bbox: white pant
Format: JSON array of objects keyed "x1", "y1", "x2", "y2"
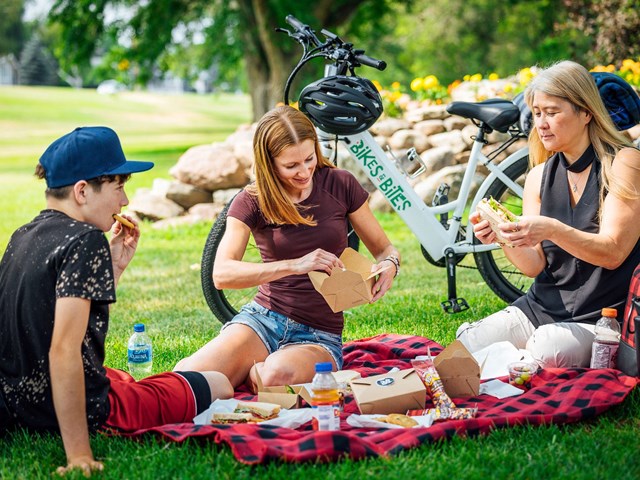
[{"x1": 456, "y1": 306, "x2": 596, "y2": 368}]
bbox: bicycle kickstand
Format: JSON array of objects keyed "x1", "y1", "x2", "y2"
[{"x1": 440, "y1": 248, "x2": 470, "y2": 314}]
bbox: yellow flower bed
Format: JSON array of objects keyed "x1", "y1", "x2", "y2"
[{"x1": 375, "y1": 58, "x2": 640, "y2": 118}]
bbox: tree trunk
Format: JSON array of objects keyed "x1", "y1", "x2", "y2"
[{"x1": 239, "y1": 0, "x2": 370, "y2": 121}]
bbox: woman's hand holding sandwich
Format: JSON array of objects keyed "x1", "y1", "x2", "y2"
[{"x1": 471, "y1": 209, "x2": 548, "y2": 278}]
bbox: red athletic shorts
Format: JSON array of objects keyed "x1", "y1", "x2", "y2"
[{"x1": 104, "y1": 367, "x2": 210, "y2": 432}]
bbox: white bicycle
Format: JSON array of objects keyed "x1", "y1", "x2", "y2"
[{"x1": 201, "y1": 15, "x2": 532, "y2": 322}]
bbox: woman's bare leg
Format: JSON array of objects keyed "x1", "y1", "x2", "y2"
[{"x1": 174, "y1": 324, "x2": 269, "y2": 388}]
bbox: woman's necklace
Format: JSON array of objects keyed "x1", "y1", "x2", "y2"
[
  {"x1": 563, "y1": 145, "x2": 595, "y2": 194},
  {"x1": 567, "y1": 169, "x2": 587, "y2": 193}
]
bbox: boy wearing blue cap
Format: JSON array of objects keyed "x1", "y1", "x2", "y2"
[{"x1": 0, "y1": 127, "x2": 233, "y2": 476}]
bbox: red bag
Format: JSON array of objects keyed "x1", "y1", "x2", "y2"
[{"x1": 619, "y1": 264, "x2": 640, "y2": 377}]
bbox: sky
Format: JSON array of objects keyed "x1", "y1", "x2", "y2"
[{"x1": 23, "y1": 0, "x2": 53, "y2": 21}]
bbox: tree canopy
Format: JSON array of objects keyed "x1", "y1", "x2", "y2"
[
  {"x1": 0, "y1": 0, "x2": 25, "y2": 57},
  {"x1": 49, "y1": 0, "x2": 402, "y2": 120},
  {"x1": 44, "y1": 1, "x2": 640, "y2": 120}
]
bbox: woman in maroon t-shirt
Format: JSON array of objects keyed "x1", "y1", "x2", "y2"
[{"x1": 176, "y1": 106, "x2": 400, "y2": 390}]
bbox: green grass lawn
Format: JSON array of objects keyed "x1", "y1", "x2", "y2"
[{"x1": 1, "y1": 86, "x2": 639, "y2": 479}]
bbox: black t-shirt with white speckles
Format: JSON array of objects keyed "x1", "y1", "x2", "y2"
[{"x1": 0, "y1": 209, "x2": 115, "y2": 431}]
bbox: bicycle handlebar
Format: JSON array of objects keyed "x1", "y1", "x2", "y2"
[
  {"x1": 283, "y1": 15, "x2": 386, "y2": 71},
  {"x1": 355, "y1": 53, "x2": 387, "y2": 71},
  {"x1": 285, "y1": 15, "x2": 322, "y2": 47},
  {"x1": 281, "y1": 15, "x2": 387, "y2": 105}
]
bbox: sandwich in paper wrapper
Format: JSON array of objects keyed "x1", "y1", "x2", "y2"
[
  {"x1": 476, "y1": 197, "x2": 519, "y2": 247},
  {"x1": 194, "y1": 399, "x2": 313, "y2": 429}
]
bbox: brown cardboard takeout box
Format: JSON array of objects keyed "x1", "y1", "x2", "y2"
[
  {"x1": 349, "y1": 368, "x2": 426, "y2": 415},
  {"x1": 254, "y1": 369, "x2": 313, "y2": 409},
  {"x1": 308, "y1": 247, "x2": 391, "y2": 313},
  {"x1": 433, "y1": 340, "x2": 481, "y2": 397}
]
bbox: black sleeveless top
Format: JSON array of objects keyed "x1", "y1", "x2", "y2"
[{"x1": 513, "y1": 145, "x2": 640, "y2": 327}]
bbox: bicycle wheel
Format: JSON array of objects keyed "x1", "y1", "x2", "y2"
[
  {"x1": 201, "y1": 196, "x2": 260, "y2": 324},
  {"x1": 201, "y1": 196, "x2": 361, "y2": 324},
  {"x1": 474, "y1": 154, "x2": 534, "y2": 303}
]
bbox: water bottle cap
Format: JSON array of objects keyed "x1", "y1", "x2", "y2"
[
  {"x1": 315, "y1": 362, "x2": 333, "y2": 373},
  {"x1": 133, "y1": 323, "x2": 145, "y2": 332},
  {"x1": 601, "y1": 308, "x2": 617, "y2": 318}
]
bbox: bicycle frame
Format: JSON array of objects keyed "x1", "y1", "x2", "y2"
[{"x1": 325, "y1": 129, "x2": 529, "y2": 262}]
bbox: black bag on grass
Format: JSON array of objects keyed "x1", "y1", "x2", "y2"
[{"x1": 619, "y1": 263, "x2": 640, "y2": 377}]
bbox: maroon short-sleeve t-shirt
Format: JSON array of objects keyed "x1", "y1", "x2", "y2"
[{"x1": 228, "y1": 167, "x2": 369, "y2": 334}]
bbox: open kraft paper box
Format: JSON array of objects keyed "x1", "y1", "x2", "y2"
[
  {"x1": 308, "y1": 247, "x2": 391, "y2": 313},
  {"x1": 254, "y1": 369, "x2": 361, "y2": 409},
  {"x1": 433, "y1": 340, "x2": 481, "y2": 397},
  {"x1": 255, "y1": 369, "x2": 313, "y2": 409},
  {"x1": 349, "y1": 368, "x2": 426, "y2": 415}
]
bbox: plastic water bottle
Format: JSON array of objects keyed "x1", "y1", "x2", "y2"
[
  {"x1": 127, "y1": 323, "x2": 153, "y2": 380},
  {"x1": 310, "y1": 362, "x2": 340, "y2": 431},
  {"x1": 590, "y1": 308, "x2": 621, "y2": 369}
]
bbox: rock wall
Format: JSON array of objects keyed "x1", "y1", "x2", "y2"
[{"x1": 127, "y1": 104, "x2": 640, "y2": 229}]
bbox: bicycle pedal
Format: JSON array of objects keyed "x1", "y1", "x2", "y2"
[
  {"x1": 432, "y1": 183, "x2": 450, "y2": 206},
  {"x1": 440, "y1": 298, "x2": 470, "y2": 314}
]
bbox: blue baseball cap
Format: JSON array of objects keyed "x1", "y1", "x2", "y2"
[{"x1": 39, "y1": 126, "x2": 154, "y2": 188}]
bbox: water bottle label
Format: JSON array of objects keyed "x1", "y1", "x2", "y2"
[{"x1": 128, "y1": 347, "x2": 152, "y2": 363}]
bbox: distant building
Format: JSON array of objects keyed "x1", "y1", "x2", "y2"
[{"x1": 0, "y1": 55, "x2": 19, "y2": 85}]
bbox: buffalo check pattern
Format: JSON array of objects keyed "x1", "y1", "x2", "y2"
[{"x1": 115, "y1": 334, "x2": 638, "y2": 464}]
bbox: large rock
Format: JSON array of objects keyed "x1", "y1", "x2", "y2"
[
  {"x1": 404, "y1": 104, "x2": 449, "y2": 123},
  {"x1": 166, "y1": 181, "x2": 213, "y2": 209},
  {"x1": 388, "y1": 129, "x2": 431, "y2": 152},
  {"x1": 170, "y1": 143, "x2": 249, "y2": 191},
  {"x1": 444, "y1": 116, "x2": 469, "y2": 132},
  {"x1": 226, "y1": 124, "x2": 256, "y2": 179},
  {"x1": 413, "y1": 119, "x2": 446, "y2": 137},
  {"x1": 413, "y1": 164, "x2": 485, "y2": 204},
  {"x1": 213, "y1": 187, "x2": 243, "y2": 206},
  {"x1": 128, "y1": 188, "x2": 185, "y2": 221},
  {"x1": 370, "y1": 117, "x2": 411, "y2": 137},
  {"x1": 428, "y1": 130, "x2": 466, "y2": 153},
  {"x1": 418, "y1": 146, "x2": 456, "y2": 175}
]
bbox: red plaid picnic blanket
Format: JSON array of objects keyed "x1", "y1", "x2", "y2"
[{"x1": 118, "y1": 334, "x2": 638, "y2": 464}]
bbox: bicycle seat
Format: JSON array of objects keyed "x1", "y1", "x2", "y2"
[{"x1": 446, "y1": 99, "x2": 520, "y2": 133}]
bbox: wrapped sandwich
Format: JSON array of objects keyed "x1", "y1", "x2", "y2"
[
  {"x1": 476, "y1": 197, "x2": 519, "y2": 247},
  {"x1": 210, "y1": 401, "x2": 281, "y2": 424}
]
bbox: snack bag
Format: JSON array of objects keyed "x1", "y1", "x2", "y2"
[
  {"x1": 411, "y1": 355, "x2": 478, "y2": 421},
  {"x1": 425, "y1": 407, "x2": 478, "y2": 421},
  {"x1": 411, "y1": 357, "x2": 457, "y2": 411}
]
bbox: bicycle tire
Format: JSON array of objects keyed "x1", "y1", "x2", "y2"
[
  {"x1": 474, "y1": 154, "x2": 534, "y2": 303},
  {"x1": 201, "y1": 196, "x2": 251, "y2": 324},
  {"x1": 201, "y1": 196, "x2": 361, "y2": 324}
]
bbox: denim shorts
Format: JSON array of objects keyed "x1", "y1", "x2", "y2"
[{"x1": 222, "y1": 301, "x2": 343, "y2": 369}]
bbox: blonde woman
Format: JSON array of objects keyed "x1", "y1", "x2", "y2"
[
  {"x1": 458, "y1": 60, "x2": 640, "y2": 368},
  {"x1": 176, "y1": 105, "x2": 399, "y2": 389}
]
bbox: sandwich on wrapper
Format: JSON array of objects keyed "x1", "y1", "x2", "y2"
[{"x1": 210, "y1": 401, "x2": 281, "y2": 424}]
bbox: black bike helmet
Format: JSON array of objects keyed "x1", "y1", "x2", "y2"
[{"x1": 298, "y1": 75, "x2": 383, "y2": 135}]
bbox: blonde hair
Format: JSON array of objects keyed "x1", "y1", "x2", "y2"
[
  {"x1": 247, "y1": 105, "x2": 335, "y2": 226},
  {"x1": 524, "y1": 60, "x2": 636, "y2": 204}
]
